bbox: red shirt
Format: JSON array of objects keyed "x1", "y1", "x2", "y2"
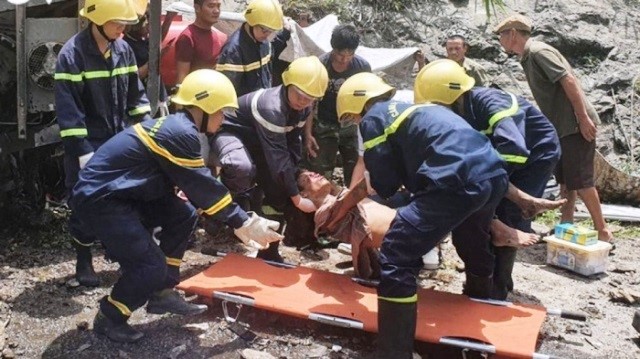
[{"x1": 175, "y1": 24, "x2": 225, "y2": 71}]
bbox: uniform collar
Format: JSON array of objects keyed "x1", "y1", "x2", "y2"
[{"x1": 81, "y1": 26, "x2": 125, "y2": 60}]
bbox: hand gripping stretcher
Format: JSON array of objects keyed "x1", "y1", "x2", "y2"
[{"x1": 177, "y1": 253, "x2": 586, "y2": 359}]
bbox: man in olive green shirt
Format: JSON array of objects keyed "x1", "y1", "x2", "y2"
[
  {"x1": 444, "y1": 34, "x2": 490, "y2": 86},
  {"x1": 494, "y1": 14, "x2": 613, "y2": 242}
]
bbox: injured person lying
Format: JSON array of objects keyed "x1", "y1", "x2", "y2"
[{"x1": 295, "y1": 169, "x2": 564, "y2": 280}]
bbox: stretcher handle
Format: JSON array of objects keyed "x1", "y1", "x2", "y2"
[
  {"x1": 439, "y1": 337, "x2": 496, "y2": 354},
  {"x1": 211, "y1": 250, "x2": 297, "y2": 268},
  {"x1": 441, "y1": 338, "x2": 558, "y2": 359},
  {"x1": 471, "y1": 298, "x2": 588, "y2": 322},
  {"x1": 308, "y1": 313, "x2": 364, "y2": 330},
  {"x1": 547, "y1": 308, "x2": 587, "y2": 322},
  {"x1": 213, "y1": 291, "x2": 256, "y2": 306}
]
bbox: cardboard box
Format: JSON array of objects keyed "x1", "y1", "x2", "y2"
[
  {"x1": 543, "y1": 236, "x2": 612, "y2": 276},
  {"x1": 554, "y1": 223, "x2": 598, "y2": 246}
]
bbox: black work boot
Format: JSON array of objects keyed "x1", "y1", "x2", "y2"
[
  {"x1": 377, "y1": 299, "x2": 417, "y2": 358},
  {"x1": 146, "y1": 289, "x2": 208, "y2": 316},
  {"x1": 493, "y1": 246, "x2": 517, "y2": 300},
  {"x1": 74, "y1": 243, "x2": 99, "y2": 287},
  {"x1": 93, "y1": 310, "x2": 144, "y2": 343},
  {"x1": 462, "y1": 272, "x2": 494, "y2": 299},
  {"x1": 256, "y1": 241, "x2": 284, "y2": 263}
]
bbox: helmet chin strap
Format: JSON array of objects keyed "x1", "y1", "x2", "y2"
[
  {"x1": 96, "y1": 24, "x2": 116, "y2": 42},
  {"x1": 200, "y1": 111, "x2": 210, "y2": 134}
]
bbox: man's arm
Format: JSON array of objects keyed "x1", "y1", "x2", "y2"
[
  {"x1": 303, "y1": 110, "x2": 318, "y2": 158},
  {"x1": 559, "y1": 73, "x2": 597, "y2": 142},
  {"x1": 175, "y1": 60, "x2": 191, "y2": 85},
  {"x1": 323, "y1": 178, "x2": 369, "y2": 232}
]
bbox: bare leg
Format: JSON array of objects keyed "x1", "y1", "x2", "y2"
[
  {"x1": 559, "y1": 185, "x2": 577, "y2": 223},
  {"x1": 491, "y1": 219, "x2": 539, "y2": 247},
  {"x1": 505, "y1": 182, "x2": 567, "y2": 219},
  {"x1": 577, "y1": 186, "x2": 613, "y2": 242}
]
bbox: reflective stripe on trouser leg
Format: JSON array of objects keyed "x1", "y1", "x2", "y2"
[
  {"x1": 138, "y1": 195, "x2": 198, "y2": 289},
  {"x1": 81, "y1": 201, "x2": 169, "y2": 315}
]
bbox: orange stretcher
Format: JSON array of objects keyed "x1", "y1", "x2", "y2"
[{"x1": 178, "y1": 253, "x2": 583, "y2": 359}]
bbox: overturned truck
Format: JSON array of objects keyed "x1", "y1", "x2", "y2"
[
  {"x1": 0, "y1": 0, "x2": 77, "y2": 222},
  {"x1": 0, "y1": 0, "x2": 164, "y2": 223}
]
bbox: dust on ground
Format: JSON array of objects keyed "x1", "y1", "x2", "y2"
[{"x1": 0, "y1": 206, "x2": 639, "y2": 359}]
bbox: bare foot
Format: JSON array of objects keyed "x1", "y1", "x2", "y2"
[
  {"x1": 520, "y1": 197, "x2": 567, "y2": 219},
  {"x1": 598, "y1": 228, "x2": 614, "y2": 243},
  {"x1": 491, "y1": 220, "x2": 539, "y2": 247}
]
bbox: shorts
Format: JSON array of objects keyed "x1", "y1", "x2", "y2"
[{"x1": 555, "y1": 133, "x2": 595, "y2": 191}]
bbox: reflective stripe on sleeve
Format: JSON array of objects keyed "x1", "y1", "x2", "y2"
[
  {"x1": 216, "y1": 54, "x2": 271, "y2": 73},
  {"x1": 60, "y1": 128, "x2": 88, "y2": 138},
  {"x1": 203, "y1": 193, "x2": 232, "y2": 216},
  {"x1": 481, "y1": 93, "x2": 519, "y2": 135},
  {"x1": 363, "y1": 104, "x2": 435, "y2": 151},
  {"x1": 54, "y1": 65, "x2": 138, "y2": 82},
  {"x1": 129, "y1": 104, "x2": 151, "y2": 116},
  {"x1": 500, "y1": 154, "x2": 528, "y2": 164}
]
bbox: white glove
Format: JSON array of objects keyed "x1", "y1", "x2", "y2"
[
  {"x1": 234, "y1": 212, "x2": 284, "y2": 249},
  {"x1": 78, "y1": 152, "x2": 94, "y2": 169},
  {"x1": 295, "y1": 197, "x2": 317, "y2": 213}
]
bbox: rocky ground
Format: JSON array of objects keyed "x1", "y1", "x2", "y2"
[{"x1": 0, "y1": 205, "x2": 638, "y2": 359}]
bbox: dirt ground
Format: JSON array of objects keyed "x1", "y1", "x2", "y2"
[{"x1": 0, "y1": 206, "x2": 639, "y2": 359}]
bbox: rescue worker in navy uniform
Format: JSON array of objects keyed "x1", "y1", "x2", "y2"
[
  {"x1": 216, "y1": 0, "x2": 290, "y2": 97},
  {"x1": 336, "y1": 73, "x2": 510, "y2": 358},
  {"x1": 71, "y1": 70, "x2": 284, "y2": 343},
  {"x1": 210, "y1": 56, "x2": 329, "y2": 262},
  {"x1": 54, "y1": 0, "x2": 152, "y2": 287},
  {"x1": 414, "y1": 59, "x2": 562, "y2": 299}
]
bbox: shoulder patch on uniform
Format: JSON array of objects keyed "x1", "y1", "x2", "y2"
[
  {"x1": 353, "y1": 90, "x2": 367, "y2": 96},
  {"x1": 448, "y1": 83, "x2": 462, "y2": 90},
  {"x1": 87, "y1": 4, "x2": 96, "y2": 12}
]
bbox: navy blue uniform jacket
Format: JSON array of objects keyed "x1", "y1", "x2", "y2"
[
  {"x1": 55, "y1": 27, "x2": 151, "y2": 158},
  {"x1": 71, "y1": 112, "x2": 248, "y2": 228},
  {"x1": 360, "y1": 101, "x2": 507, "y2": 199}
]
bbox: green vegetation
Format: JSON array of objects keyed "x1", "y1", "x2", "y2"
[{"x1": 536, "y1": 209, "x2": 560, "y2": 228}]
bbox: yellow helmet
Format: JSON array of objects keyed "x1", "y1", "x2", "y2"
[
  {"x1": 132, "y1": 0, "x2": 148, "y2": 16},
  {"x1": 282, "y1": 56, "x2": 329, "y2": 98},
  {"x1": 336, "y1": 73, "x2": 396, "y2": 122},
  {"x1": 244, "y1": 0, "x2": 284, "y2": 31},
  {"x1": 172, "y1": 70, "x2": 239, "y2": 115},
  {"x1": 79, "y1": 0, "x2": 139, "y2": 26},
  {"x1": 414, "y1": 59, "x2": 475, "y2": 105}
]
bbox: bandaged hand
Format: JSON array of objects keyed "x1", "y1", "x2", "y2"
[
  {"x1": 292, "y1": 195, "x2": 317, "y2": 213},
  {"x1": 78, "y1": 152, "x2": 94, "y2": 169},
  {"x1": 234, "y1": 212, "x2": 284, "y2": 249}
]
